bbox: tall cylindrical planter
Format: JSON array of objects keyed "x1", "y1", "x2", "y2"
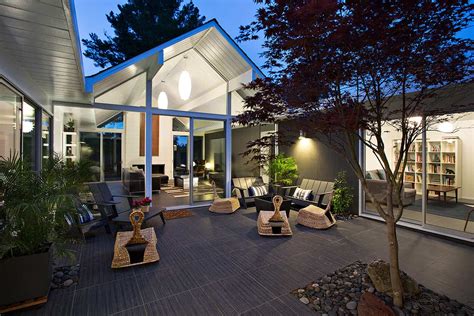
[{"x1": 0, "y1": 246, "x2": 52, "y2": 307}]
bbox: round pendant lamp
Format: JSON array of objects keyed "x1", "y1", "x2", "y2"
[
  {"x1": 178, "y1": 70, "x2": 192, "y2": 100},
  {"x1": 158, "y1": 91, "x2": 168, "y2": 109}
]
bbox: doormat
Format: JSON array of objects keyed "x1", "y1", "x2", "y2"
[{"x1": 163, "y1": 209, "x2": 194, "y2": 220}]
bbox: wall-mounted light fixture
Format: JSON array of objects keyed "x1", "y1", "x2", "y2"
[{"x1": 298, "y1": 130, "x2": 306, "y2": 140}]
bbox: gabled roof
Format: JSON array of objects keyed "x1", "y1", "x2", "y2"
[
  {"x1": 85, "y1": 19, "x2": 264, "y2": 96},
  {"x1": 0, "y1": 0, "x2": 86, "y2": 107}
]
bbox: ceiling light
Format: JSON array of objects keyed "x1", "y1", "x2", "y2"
[
  {"x1": 178, "y1": 70, "x2": 192, "y2": 100},
  {"x1": 23, "y1": 120, "x2": 34, "y2": 133},
  {"x1": 438, "y1": 122, "x2": 454, "y2": 133},
  {"x1": 299, "y1": 130, "x2": 306, "y2": 140},
  {"x1": 158, "y1": 91, "x2": 168, "y2": 109}
]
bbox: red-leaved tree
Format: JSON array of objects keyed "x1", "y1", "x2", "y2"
[{"x1": 237, "y1": 0, "x2": 473, "y2": 307}]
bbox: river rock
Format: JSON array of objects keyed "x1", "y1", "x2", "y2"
[
  {"x1": 367, "y1": 260, "x2": 420, "y2": 297},
  {"x1": 357, "y1": 292, "x2": 395, "y2": 316}
]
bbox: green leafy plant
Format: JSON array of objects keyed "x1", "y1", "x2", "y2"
[
  {"x1": 0, "y1": 154, "x2": 92, "y2": 259},
  {"x1": 332, "y1": 171, "x2": 354, "y2": 215},
  {"x1": 266, "y1": 154, "x2": 298, "y2": 186}
]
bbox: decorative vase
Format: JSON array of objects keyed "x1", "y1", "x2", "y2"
[{"x1": 141, "y1": 205, "x2": 150, "y2": 213}]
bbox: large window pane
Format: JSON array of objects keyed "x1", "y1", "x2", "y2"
[
  {"x1": 425, "y1": 113, "x2": 474, "y2": 235},
  {"x1": 0, "y1": 83, "x2": 21, "y2": 158},
  {"x1": 193, "y1": 119, "x2": 225, "y2": 203},
  {"x1": 42, "y1": 113, "x2": 51, "y2": 164},
  {"x1": 22, "y1": 102, "x2": 36, "y2": 169},
  {"x1": 364, "y1": 124, "x2": 422, "y2": 225}
]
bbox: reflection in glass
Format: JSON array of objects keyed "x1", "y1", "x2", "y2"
[
  {"x1": 80, "y1": 132, "x2": 101, "y2": 181},
  {"x1": 0, "y1": 83, "x2": 21, "y2": 158},
  {"x1": 22, "y1": 102, "x2": 36, "y2": 169}
]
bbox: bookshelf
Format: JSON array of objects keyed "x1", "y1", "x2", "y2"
[
  {"x1": 393, "y1": 137, "x2": 461, "y2": 196},
  {"x1": 63, "y1": 132, "x2": 78, "y2": 163}
]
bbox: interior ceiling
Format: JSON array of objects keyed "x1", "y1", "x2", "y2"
[{"x1": 0, "y1": 0, "x2": 87, "y2": 103}]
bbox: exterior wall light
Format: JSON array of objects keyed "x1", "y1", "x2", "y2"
[
  {"x1": 299, "y1": 130, "x2": 306, "y2": 140},
  {"x1": 158, "y1": 91, "x2": 168, "y2": 109}
]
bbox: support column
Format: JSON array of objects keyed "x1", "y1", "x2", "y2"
[
  {"x1": 145, "y1": 79, "x2": 153, "y2": 198},
  {"x1": 189, "y1": 119, "x2": 194, "y2": 204},
  {"x1": 421, "y1": 115, "x2": 427, "y2": 226},
  {"x1": 225, "y1": 90, "x2": 232, "y2": 198}
]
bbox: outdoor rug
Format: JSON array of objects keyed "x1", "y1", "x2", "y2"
[{"x1": 162, "y1": 209, "x2": 194, "y2": 220}]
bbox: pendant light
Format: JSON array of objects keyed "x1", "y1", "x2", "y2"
[
  {"x1": 178, "y1": 56, "x2": 192, "y2": 100},
  {"x1": 157, "y1": 80, "x2": 168, "y2": 109}
]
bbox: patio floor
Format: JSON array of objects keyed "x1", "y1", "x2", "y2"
[{"x1": 15, "y1": 206, "x2": 474, "y2": 315}]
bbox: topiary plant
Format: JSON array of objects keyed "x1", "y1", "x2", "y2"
[
  {"x1": 266, "y1": 154, "x2": 299, "y2": 186},
  {"x1": 332, "y1": 171, "x2": 354, "y2": 216}
]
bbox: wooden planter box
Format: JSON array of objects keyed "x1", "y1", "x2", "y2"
[{"x1": 0, "y1": 246, "x2": 52, "y2": 307}]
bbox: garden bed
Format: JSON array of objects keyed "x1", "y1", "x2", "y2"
[{"x1": 291, "y1": 261, "x2": 473, "y2": 315}]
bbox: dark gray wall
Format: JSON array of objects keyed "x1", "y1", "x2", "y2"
[{"x1": 279, "y1": 123, "x2": 359, "y2": 213}]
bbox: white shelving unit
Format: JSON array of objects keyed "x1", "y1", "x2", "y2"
[
  {"x1": 63, "y1": 131, "x2": 78, "y2": 162},
  {"x1": 393, "y1": 137, "x2": 461, "y2": 197}
]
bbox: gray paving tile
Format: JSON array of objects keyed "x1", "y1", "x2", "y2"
[
  {"x1": 215, "y1": 273, "x2": 274, "y2": 313},
  {"x1": 72, "y1": 277, "x2": 142, "y2": 316},
  {"x1": 111, "y1": 305, "x2": 146, "y2": 316},
  {"x1": 135, "y1": 265, "x2": 200, "y2": 302},
  {"x1": 247, "y1": 262, "x2": 308, "y2": 296}
]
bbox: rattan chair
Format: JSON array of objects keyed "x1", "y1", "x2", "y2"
[{"x1": 296, "y1": 193, "x2": 336, "y2": 229}]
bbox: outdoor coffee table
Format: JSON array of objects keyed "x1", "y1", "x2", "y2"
[
  {"x1": 257, "y1": 210, "x2": 293, "y2": 236},
  {"x1": 111, "y1": 227, "x2": 159, "y2": 268},
  {"x1": 426, "y1": 185, "x2": 460, "y2": 203},
  {"x1": 255, "y1": 196, "x2": 292, "y2": 217},
  {"x1": 112, "y1": 207, "x2": 166, "y2": 231}
]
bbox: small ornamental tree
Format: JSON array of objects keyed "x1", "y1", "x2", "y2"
[{"x1": 237, "y1": 1, "x2": 473, "y2": 307}]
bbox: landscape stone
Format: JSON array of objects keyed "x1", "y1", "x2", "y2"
[
  {"x1": 63, "y1": 279, "x2": 73, "y2": 287},
  {"x1": 346, "y1": 301, "x2": 357, "y2": 310},
  {"x1": 357, "y1": 292, "x2": 395, "y2": 316},
  {"x1": 367, "y1": 259, "x2": 420, "y2": 297},
  {"x1": 300, "y1": 297, "x2": 310, "y2": 304}
]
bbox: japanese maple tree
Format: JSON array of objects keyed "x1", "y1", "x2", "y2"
[{"x1": 237, "y1": 0, "x2": 473, "y2": 307}]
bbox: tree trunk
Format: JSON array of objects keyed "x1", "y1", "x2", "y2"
[{"x1": 386, "y1": 217, "x2": 404, "y2": 307}]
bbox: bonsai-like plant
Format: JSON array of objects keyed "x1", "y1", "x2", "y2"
[
  {"x1": 0, "y1": 154, "x2": 92, "y2": 259},
  {"x1": 332, "y1": 171, "x2": 354, "y2": 216},
  {"x1": 266, "y1": 154, "x2": 298, "y2": 186},
  {"x1": 64, "y1": 118, "x2": 75, "y2": 132}
]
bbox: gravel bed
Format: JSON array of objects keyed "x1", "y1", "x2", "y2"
[
  {"x1": 292, "y1": 261, "x2": 473, "y2": 316},
  {"x1": 51, "y1": 264, "x2": 80, "y2": 290}
]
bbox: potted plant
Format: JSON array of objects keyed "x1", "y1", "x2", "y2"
[
  {"x1": 0, "y1": 154, "x2": 90, "y2": 307},
  {"x1": 132, "y1": 197, "x2": 152, "y2": 213},
  {"x1": 266, "y1": 154, "x2": 299, "y2": 195},
  {"x1": 64, "y1": 118, "x2": 75, "y2": 132},
  {"x1": 332, "y1": 171, "x2": 354, "y2": 219}
]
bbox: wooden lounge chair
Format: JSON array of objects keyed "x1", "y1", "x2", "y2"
[
  {"x1": 88, "y1": 182, "x2": 138, "y2": 218},
  {"x1": 296, "y1": 193, "x2": 336, "y2": 229}
]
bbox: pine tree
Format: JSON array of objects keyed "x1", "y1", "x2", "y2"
[{"x1": 82, "y1": 0, "x2": 205, "y2": 68}]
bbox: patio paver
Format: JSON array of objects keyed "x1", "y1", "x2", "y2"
[{"x1": 13, "y1": 206, "x2": 474, "y2": 315}]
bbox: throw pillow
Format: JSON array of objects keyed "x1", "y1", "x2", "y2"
[
  {"x1": 293, "y1": 187, "x2": 312, "y2": 200},
  {"x1": 249, "y1": 185, "x2": 268, "y2": 197},
  {"x1": 77, "y1": 204, "x2": 95, "y2": 224}
]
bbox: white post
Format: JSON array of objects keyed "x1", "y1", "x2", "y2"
[
  {"x1": 225, "y1": 90, "x2": 232, "y2": 198},
  {"x1": 145, "y1": 79, "x2": 153, "y2": 198},
  {"x1": 189, "y1": 118, "x2": 194, "y2": 204},
  {"x1": 421, "y1": 115, "x2": 427, "y2": 226}
]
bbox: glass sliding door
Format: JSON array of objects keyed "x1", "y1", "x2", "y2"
[
  {"x1": 80, "y1": 132, "x2": 101, "y2": 181},
  {"x1": 192, "y1": 119, "x2": 225, "y2": 203},
  {"x1": 41, "y1": 113, "x2": 51, "y2": 164},
  {"x1": 102, "y1": 132, "x2": 122, "y2": 181},
  {"x1": 424, "y1": 113, "x2": 474, "y2": 236},
  {"x1": 22, "y1": 102, "x2": 36, "y2": 169},
  {"x1": 0, "y1": 83, "x2": 21, "y2": 158}
]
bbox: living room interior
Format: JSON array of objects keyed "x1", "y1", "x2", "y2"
[{"x1": 364, "y1": 111, "x2": 474, "y2": 235}]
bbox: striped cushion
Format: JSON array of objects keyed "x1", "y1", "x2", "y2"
[
  {"x1": 293, "y1": 188, "x2": 312, "y2": 200},
  {"x1": 249, "y1": 185, "x2": 268, "y2": 197},
  {"x1": 77, "y1": 204, "x2": 95, "y2": 224}
]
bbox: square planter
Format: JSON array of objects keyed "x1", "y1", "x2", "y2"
[{"x1": 0, "y1": 246, "x2": 52, "y2": 307}]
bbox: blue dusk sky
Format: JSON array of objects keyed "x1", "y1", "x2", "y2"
[
  {"x1": 74, "y1": 0, "x2": 473, "y2": 76},
  {"x1": 74, "y1": 0, "x2": 265, "y2": 76}
]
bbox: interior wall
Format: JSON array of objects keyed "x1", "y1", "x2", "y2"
[{"x1": 124, "y1": 113, "x2": 173, "y2": 178}]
